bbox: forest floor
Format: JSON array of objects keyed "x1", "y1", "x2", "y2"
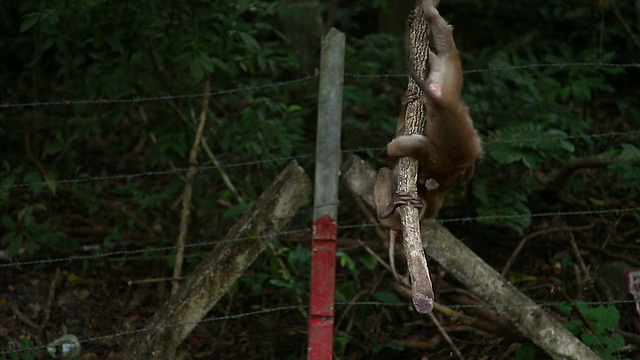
[{"x1": 1, "y1": 218, "x2": 640, "y2": 360}]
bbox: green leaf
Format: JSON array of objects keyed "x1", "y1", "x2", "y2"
[
  {"x1": 20, "y1": 14, "x2": 40, "y2": 33},
  {"x1": 268, "y1": 278, "x2": 290, "y2": 288},
  {"x1": 1, "y1": 215, "x2": 15, "y2": 229},
  {"x1": 372, "y1": 342, "x2": 404, "y2": 355},
  {"x1": 515, "y1": 343, "x2": 536, "y2": 360},
  {"x1": 587, "y1": 305, "x2": 619, "y2": 331},
  {"x1": 189, "y1": 60, "x2": 204, "y2": 82},
  {"x1": 8, "y1": 233, "x2": 24, "y2": 256},
  {"x1": 563, "y1": 319, "x2": 583, "y2": 335},
  {"x1": 610, "y1": 333, "x2": 625, "y2": 350},
  {"x1": 239, "y1": 32, "x2": 261, "y2": 52},
  {"x1": 357, "y1": 253, "x2": 377, "y2": 271}
]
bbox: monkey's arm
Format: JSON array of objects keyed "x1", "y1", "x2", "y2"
[
  {"x1": 419, "y1": 0, "x2": 462, "y2": 106},
  {"x1": 387, "y1": 133, "x2": 432, "y2": 161}
]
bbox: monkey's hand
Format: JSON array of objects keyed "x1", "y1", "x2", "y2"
[
  {"x1": 422, "y1": 0, "x2": 440, "y2": 17},
  {"x1": 401, "y1": 90, "x2": 420, "y2": 106}
]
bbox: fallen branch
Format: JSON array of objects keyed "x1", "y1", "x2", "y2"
[
  {"x1": 341, "y1": 154, "x2": 600, "y2": 360},
  {"x1": 117, "y1": 160, "x2": 311, "y2": 360},
  {"x1": 172, "y1": 79, "x2": 211, "y2": 294}
]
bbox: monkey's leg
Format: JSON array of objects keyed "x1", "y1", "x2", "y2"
[
  {"x1": 420, "y1": 0, "x2": 462, "y2": 100},
  {"x1": 375, "y1": 168, "x2": 398, "y2": 226},
  {"x1": 375, "y1": 169, "x2": 403, "y2": 281}
]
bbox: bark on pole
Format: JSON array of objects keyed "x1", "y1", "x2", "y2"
[
  {"x1": 117, "y1": 161, "x2": 311, "y2": 360},
  {"x1": 399, "y1": 6, "x2": 434, "y2": 314},
  {"x1": 340, "y1": 155, "x2": 600, "y2": 360}
]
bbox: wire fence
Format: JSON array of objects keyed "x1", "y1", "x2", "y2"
[
  {"x1": 2, "y1": 62, "x2": 639, "y2": 356},
  {"x1": 1, "y1": 204, "x2": 638, "y2": 269},
  {"x1": 1, "y1": 61, "x2": 638, "y2": 191},
  {"x1": 1, "y1": 61, "x2": 638, "y2": 268},
  {"x1": 1, "y1": 128, "x2": 638, "y2": 191},
  {"x1": 1, "y1": 299, "x2": 637, "y2": 356},
  {"x1": 1, "y1": 62, "x2": 639, "y2": 110}
]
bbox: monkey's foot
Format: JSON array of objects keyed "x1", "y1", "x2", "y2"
[
  {"x1": 378, "y1": 191, "x2": 423, "y2": 219},
  {"x1": 391, "y1": 191, "x2": 423, "y2": 208},
  {"x1": 423, "y1": 178, "x2": 440, "y2": 191}
]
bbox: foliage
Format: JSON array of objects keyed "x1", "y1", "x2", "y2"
[
  {"x1": 1, "y1": 0, "x2": 639, "y2": 358},
  {"x1": 515, "y1": 342, "x2": 537, "y2": 360},
  {"x1": 1, "y1": 0, "x2": 635, "y2": 252},
  {"x1": 1, "y1": 0, "x2": 308, "y2": 256},
  {"x1": 3, "y1": 336, "x2": 47, "y2": 360},
  {"x1": 558, "y1": 301, "x2": 627, "y2": 359}
]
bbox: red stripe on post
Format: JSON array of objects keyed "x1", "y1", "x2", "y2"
[
  {"x1": 308, "y1": 215, "x2": 337, "y2": 359},
  {"x1": 308, "y1": 317, "x2": 334, "y2": 358}
]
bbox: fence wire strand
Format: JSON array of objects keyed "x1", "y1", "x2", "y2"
[
  {"x1": 1, "y1": 299, "x2": 637, "y2": 356},
  {"x1": 1, "y1": 205, "x2": 638, "y2": 268},
  {"x1": 0, "y1": 154, "x2": 312, "y2": 190},
  {"x1": 0, "y1": 76, "x2": 317, "y2": 109},
  {"x1": 2, "y1": 129, "x2": 639, "y2": 191},
  {"x1": 1, "y1": 62, "x2": 638, "y2": 110}
]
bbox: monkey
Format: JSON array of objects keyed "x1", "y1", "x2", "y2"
[
  {"x1": 374, "y1": 0, "x2": 481, "y2": 279},
  {"x1": 389, "y1": 0, "x2": 482, "y2": 219}
]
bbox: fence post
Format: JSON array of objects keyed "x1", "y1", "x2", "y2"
[{"x1": 308, "y1": 27, "x2": 345, "y2": 360}]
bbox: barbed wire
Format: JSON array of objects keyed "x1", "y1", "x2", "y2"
[
  {"x1": 345, "y1": 62, "x2": 640, "y2": 78},
  {"x1": 1, "y1": 205, "x2": 638, "y2": 268},
  {"x1": 1, "y1": 62, "x2": 638, "y2": 269},
  {"x1": 464, "y1": 62, "x2": 640, "y2": 74},
  {"x1": 2, "y1": 128, "x2": 639, "y2": 191},
  {"x1": 1, "y1": 299, "x2": 637, "y2": 356},
  {"x1": 486, "y1": 129, "x2": 640, "y2": 145},
  {"x1": 0, "y1": 76, "x2": 316, "y2": 109},
  {"x1": 0, "y1": 228, "x2": 312, "y2": 268},
  {"x1": 440, "y1": 206, "x2": 640, "y2": 224},
  {"x1": 1, "y1": 62, "x2": 638, "y2": 110},
  {"x1": 0, "y1": 154, "x2": 312, "y2": 190}
]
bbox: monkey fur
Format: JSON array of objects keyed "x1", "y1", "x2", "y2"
[{"x1": 374, "y1": 0, "x2": 481, "y2": 278}]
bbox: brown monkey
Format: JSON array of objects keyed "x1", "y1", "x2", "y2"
[
  {"x1": 375, "y1": 0, "x2": 481, "y2": 278},
  {"x1": 388, "y1": 0, "x2": 481, "y2": 219}
]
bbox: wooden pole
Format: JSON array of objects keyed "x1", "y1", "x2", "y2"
[{"x1": 308, "y1": 27, "x2": 344, "y2": 360}]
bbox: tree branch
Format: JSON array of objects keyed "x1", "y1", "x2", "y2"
[{"x1": 397, "y1": 5, "x2": 434, "y2": 314}]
